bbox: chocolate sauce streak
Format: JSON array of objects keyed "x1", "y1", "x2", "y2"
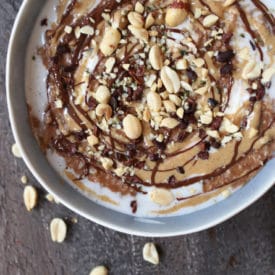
[
  {"x1": 251, "y1": 0, "x2": 275, "y2": 33},
  {"x1": 236, "y1": 2, "x2": 264, "y2": 61},
  {"x1": 35, "y1": 0, "x2": 275, "y2": 200}
]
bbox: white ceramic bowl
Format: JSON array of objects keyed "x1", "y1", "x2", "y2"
[{"x1": 6, "y1": 0, "x2": 275, "y2": 236}]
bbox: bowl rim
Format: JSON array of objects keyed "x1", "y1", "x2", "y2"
[{"x1": 6, "y1": 0, "x2": 275, "y2": 237}]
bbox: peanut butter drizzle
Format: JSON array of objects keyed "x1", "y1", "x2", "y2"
[
  {"x1": 154, "y1": 151, "x2": 271, "y2": 215},
  {"x1": 32, "y1": 0, "x2": 275, "y2": 209},
  {"x1": 65, "y1": 171, "x2": 119, "y2": 205},
  {"x1": 236, "y1": 3, "x2": 264, "y2": 61},
  {"x1": 152, "y1": 168, "x2": 257, "y2": 215},
  {"x1": 152, "y1": 183, "x2": 240, "y2": 215}
]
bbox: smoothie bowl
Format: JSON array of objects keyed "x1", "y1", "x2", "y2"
[{"x1": 7, "y1": 0, "x2": 275, "y2": 236}]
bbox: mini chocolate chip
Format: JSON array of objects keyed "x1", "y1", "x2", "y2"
[
  {"x1": 176, "y1": 167, "x2": 185, "y2": 174},
  {"x1": 87, "y1": 97, "x2": 97, "y2": 109},
  {"x1": 127, "y1": 86, "x2": 143, "y2": 101},
  {"x1": 170, "y1": 113, "x2": 178, "y2": 119},
  {"x1": 133, "y1": 86, "x2": 143, "y2": 101},
  {"x1": 265, "y1": 81, "x2": 271, "y2": 89},
  {"x1": 93, "y1": 125, "x2": 101, "y2": 136},
  {"x1": 64, "y1": 64, "x2": 77, "y2": 73},
  {"x1": 109, "y1": 96, "x2": 118, "y2": 111},
  {"x1": 126, "y1": 87, "x2": 133, "y2": 100},
  {"x1": 216, "y1": 50, "x2": 235, "y2": 63},
  {"x1": 208, "y1": 98, "x2": 219, "y2": 108},
  {"x1": 256, "y1": 84, "x2": 265, "y2": 101},
  {"x1": 124, "y1": 159, "x2": 135, "y2": 166},
  {"x1": 179, "y1": 119, "x2": 189, "y2": 129},
  {"x1": 168, "y1": 175, "x2": 176, "y2": 184},
  {"x1": 209, "y1": 138, "x2": 221, "y2": 149},
  {"x1": 186, "y1": 68, "x2": 198, "y2": 82},
  {"x1": 204, "y1": 141, "x2": 211, "y2": 151},
  {"x1": 56, "y1": 44, "x2": 71, "y2": 55},
  {"x1": 184, "y1": 98, "x2": 197, "y2": 114},
  {"x1": 199, "y1": 128, "x2": 206, "y2": 138},
  {"x1": 185, "y1": 114, "x2": 197, "y2": 124},
  {"x1": 180, "y1": 49, "x2": 187, "y2": 56},
  {"x1": 113, "y1": 87, "x2": 123, "y2": 97},
  {"x1": 198, "y1": 151, "x2": 209, "y2": 160},
  {"x1": 101, "y1": 147, "x2": 110, "y2": 157},
  {"x1": 249, "y1": 96, "x2": 257, "y2": 102},
  {"x1": 112, "y1": 162, "x2": 118, "y2": 169},
  {"x1": 149, "y1": 153, "x2": 159, "y2": 162},
  {"x1": 130, "y1": 200, "x2": 137, "y2": 214},
  {"x1": 74, "y1": 131, "x2": 87, "y2": 141},
  {"x1": 40, "y1": 18, "x2": 48, "y2": 26},
  {"x1": 115, "y1": 152, "x2": 127, "y2": 162},
  {"x1": 220, "y1": 63, "x2": 233, "y2": 75},
  {"x1": 240, "y1": 118, "x2": 248, "y2": 129},
  {"x1": 126, "y1": 149, "x2": 136, "y2": 158},
  {"x1": 154, "y1": 141, "x2": 166, "y2": 151},
  {"x1": 200, "y1": 141, "x2": 210, "y2": 151}
]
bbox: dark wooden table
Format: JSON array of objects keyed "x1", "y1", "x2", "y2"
[{"x1": 0, "y1": 1, "x2": 275, "y2": 274}]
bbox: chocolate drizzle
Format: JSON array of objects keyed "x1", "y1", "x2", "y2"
[
  {"x1": 251, "y1": 0, "x2": 275, "y2": 33},
  {"x1": 34, "y1": 0, "x2": 275, "y2": 201},
  {"x1": 236, "y1": 3, "x2": 264, "y2": 61}
]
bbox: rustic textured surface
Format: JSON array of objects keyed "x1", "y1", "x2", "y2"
[{"x1": 0, "y1": 1, "x2": 275, "y2": 274}]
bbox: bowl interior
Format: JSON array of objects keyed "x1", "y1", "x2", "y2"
[{"x1": 6, "y1": 0, "x2": 275, "y2": 237}]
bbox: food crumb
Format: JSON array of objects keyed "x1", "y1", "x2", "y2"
[
  {"x1": 20, "y1": 175, "x2": 28, "y2": 184},
  {"x1": 11, "y1": 143, "x2": 22, "y2": 158},
  {"x1": 143, "y1": 242, "x2": 159, "y2": 265},
  {"x1": 221, "y1": 189, "x2": 232, "y2": 198},
  {"x1": 89, "y1": 266, "x2": 108, "y2": 275},
  {"x1": 45, "y1": 193, "x2": 60, "y2": 204},
  {"x1": 71, "y1": 217, "x2": 78, "y2": 224},
  {"x1": 40, "y1": 18, "x2": 48, "y2": 26}
]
